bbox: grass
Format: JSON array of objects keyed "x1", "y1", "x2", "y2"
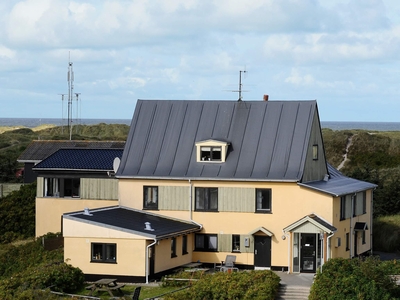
[{"x1": 373, "y1": 215, "x2": 400, "y2": 253}]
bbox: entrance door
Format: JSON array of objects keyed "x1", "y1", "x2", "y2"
[
  {"x1": 301, "y1": 233, "x2": 316, "y2": 273},
  {"x1": 254, "y1": 236, "x2": 271, "y2": 268}
]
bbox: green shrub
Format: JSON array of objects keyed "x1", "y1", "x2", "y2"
[
  {"x1": 164, "y1": 270, "x2": 280, "y2": 300},
  {"x1": 309, "y1": 257, "x2": 400, "y2": 300}
]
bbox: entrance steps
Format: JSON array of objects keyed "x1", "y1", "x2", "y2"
[{"x1": 275, "y1": 284, "x2": 310, "y2": 300}]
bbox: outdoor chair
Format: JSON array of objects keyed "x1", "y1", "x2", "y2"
[
  {"x1": 132, "y1": 286, "x2": 141, "y2": 300},
  {"x1": 216, "y1": 255, "x2": 236, "y2": 272}
]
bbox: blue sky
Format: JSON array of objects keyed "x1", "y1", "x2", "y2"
[{"x1": 1, "y1": 0, "x2": 400, "y2": 122}]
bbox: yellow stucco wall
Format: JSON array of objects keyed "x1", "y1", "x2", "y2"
[
  {"x1": 36, "y1": 197, "x2": 118, "y2": 237},
  {"x1": 119, "y1": 179, "x2": 336, "y2": 268}
]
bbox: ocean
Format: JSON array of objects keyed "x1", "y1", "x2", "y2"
[{"x1": 0, "y1": 118, "x2": 400, "y2": 131}]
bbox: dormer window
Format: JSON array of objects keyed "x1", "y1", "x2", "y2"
[
  {"x1": 200, "y1": 146, "x2": 221, "y2": 161},
  {"x1": 196, "y1": 140, "x2": 229, "y2": 163}
]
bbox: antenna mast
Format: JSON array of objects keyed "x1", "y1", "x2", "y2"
[
  {"x1": 67, "y1": 56, "x2": 74, "y2": 138},
  {"x1": 238, "y1": 70, "x2": 247, "y2": 101}
]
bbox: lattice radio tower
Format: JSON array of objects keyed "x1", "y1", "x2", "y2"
[{"x1": 59, "y1": 54, "x2": 81, "y2": 139}]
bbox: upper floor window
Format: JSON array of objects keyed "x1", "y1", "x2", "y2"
[
  {"x1": 340, "y1": 195, "x2": 352, "y2": 220},
  {"x1": 354, "y1": 191, "x2": 366, "y2": 216},
  {"x1": 255, "y1": 189, "x2": 271, "y2": 213},
  {"x1": 144, "y1": 186, "x2": 158, "y2": 210},
  {"x1": 195, "y1": 187, "x2": 218, "y2": 211},
  {"x1": 44, "y1": 177, "x2": 80, "y2": 198},
  {"x1": 91, "y1": 243, "x2": 116, "y2": 263},
  {"x1": 195, "y1": 140, "x2": 230, "y2": 163}
]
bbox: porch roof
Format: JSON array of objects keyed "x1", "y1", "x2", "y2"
[
  {"x1": 63, "y1": 206, "x2": 202, "y2": 239},
  {"x1": 283, "y1": 213, "x2": 337, "y2": 234}
]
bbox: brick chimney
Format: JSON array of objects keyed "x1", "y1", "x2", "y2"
[{"x1": 263, "y1": 94, "x2": 269, "y2": 101}]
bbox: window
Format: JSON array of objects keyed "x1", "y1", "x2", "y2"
[
  {"x1": 195, "y1": 187, "x2": 218, "y2": 211},
  {"x1": 340, "y1": 195, "x2": 352, "y2": 220},
  {"x1": 312, "y1": 144, "x2": 318, "y2": 160},
  {"x1": 144, "y1": 186, "x2": 158, "y2": 209},
  {"x1": 362, "y1": 231, "x2": 366, "y2": 245},
  {"x1": 232, "y1": 235, "x2": 240, "y2": 252},
  {"x1": 171, "y1": 237, "x2": 177, "y2": 258},
  {"x1": 354, "y1": 191, "x2": 366, "y2": 216},
  {"x1": 182, "y1": 235, "x2": 188, "y2": 255},
  {"x1": 44, "y1": 177, "x2": 80, "y2": 198},
  {"x1": 256, "y1": 189, "x2": 271, "y2": 213},
  {"x1": 345, "y1": 233, "x2": 350, "y2": 251},
  {"x1": 196, "y1": 140, "x2": 230, "y2": 163},
  {"x1": 200, "y1": 146, "x2": 221, "y2": 161},
  {"x1": 91, "y1": 243, "x2": 116, "y2": 263},
  {"x1": 195, "y1": 234, "x2": 217, "y2": 252}
]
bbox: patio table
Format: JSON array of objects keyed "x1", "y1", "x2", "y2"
[{"x1": 86, "y1": 278, "x2": 125, "y2": 297}]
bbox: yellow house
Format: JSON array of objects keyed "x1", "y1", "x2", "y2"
[
  {"x1": 49, "y1": 100, "x2": 376, "y2": 283},
  {"x1": 33, "y1": 146, "x2": 124, "y2": 236}
]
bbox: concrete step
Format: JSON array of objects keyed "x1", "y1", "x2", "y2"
[{"x1": 275, "y1": 284, "x2": 310, "y2": 300}]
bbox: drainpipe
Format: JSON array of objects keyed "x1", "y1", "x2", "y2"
[
  {"x1": 350, "y1": 193, "x2": 355, "y2": 258},
  {"x1": 145, "y1": 239, "x2": 157, "y2": 284},
  {"x1": 282, "y1": 230, "x2": 290, "y2": 274},
  {"x1": 326, "y1": 232, "x2": 335, "y2": 261},
  {"x1": 370, "y1": 189, "x2": 375, "y2": 256},
  {"x1": 189, "y1": 179, "x2": 202, "y2": 229}
]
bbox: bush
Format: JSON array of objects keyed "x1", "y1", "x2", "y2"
[
  {"x1": 309, "y1": 257, "x2": 400, "y2": 300},
  {"x1": 0, "y1": 260, "x2": 84, "y2": 298},
  {"x1": 164, "y1": 270, "x2": 280, "y2": 300}
]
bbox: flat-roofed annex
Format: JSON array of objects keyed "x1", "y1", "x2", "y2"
[{"x1": 196, "y1": 139, "x2": 230, "y2": 163}]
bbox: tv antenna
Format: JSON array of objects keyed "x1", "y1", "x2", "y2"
[{"x1": 227, "y1": 70, "x2": 248, "y2": 101}]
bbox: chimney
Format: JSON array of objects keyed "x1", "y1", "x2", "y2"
[{"x1": 263, "y1": 95, "x2": 269, "y2": 101}]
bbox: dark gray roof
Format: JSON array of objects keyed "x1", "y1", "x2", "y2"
[
  {"x1": 33, "y1": 148, "x2": 123, "y2": 171},
  {"x1": 299, "y1": 164, "x2": 377, "y2": 196},
  {"x1": 18, "y1": 140, "x2": 125, "y2": 163},
  {"x1": 64, "y1": 206, "x2": 201, "y2": 239},
  {"x1": 117, "y1": 100, "x2": 318, "y2": 181}
]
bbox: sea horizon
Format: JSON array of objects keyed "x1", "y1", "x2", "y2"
[{"x1": 1, "y1": 117, "x2": 400, "y2": 131}]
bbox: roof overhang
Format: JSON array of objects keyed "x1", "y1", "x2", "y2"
[{"x1": 248, "y1": 226, "x2": 274, "y2": 237}]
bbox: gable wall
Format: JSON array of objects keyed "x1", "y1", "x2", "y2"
[{"x1": 302, "y1": 110, "x2": 328, "y2": 182}]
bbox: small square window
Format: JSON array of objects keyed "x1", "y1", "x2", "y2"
[
  {"x1": 144, "y1": 186, "x2": 158, "y2": 210},
  {"x1": 232, "y1": 235, "x2": 240, "y2": 252},
  {"x1": 256, "y1": 189, "x2": 271, "y2": 213},
  {"x1": 91, "y1": 243, "x2": 116, "y2": 263}
]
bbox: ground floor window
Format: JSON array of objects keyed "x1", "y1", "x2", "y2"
[
  {"x1": 195, "y1": 234, "x2": 217, "y2": 252},
  {"x1": 44, "y1": 177, "x2": 80, "y2": 198},
  {"x1": 91, "y1": 243, "x2": 116, "y2": 263},
  {"x1": 232, "y1": 234, "x2": 240, "y2": 252},
  {"x1": 171, "y1": 237, "x2": 177, "y2": 258},
  {"x1": 182, "y1": 235, "x2": 188, "y2": 255}
]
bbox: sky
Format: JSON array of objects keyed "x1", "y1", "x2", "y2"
[{"x1": 1, "y1": 0, "x2": 400, "y2": 122}]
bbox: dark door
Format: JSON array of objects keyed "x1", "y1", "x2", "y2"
[
  {"x1": 254, "y1": 236, "x2": 271, "y2": 268},
  {"x1": 149, "y1": 245, "x2": 155, "y2": 276},
  {"x1": 301, "y1": 233, "x2": 316, "y2": 272}
]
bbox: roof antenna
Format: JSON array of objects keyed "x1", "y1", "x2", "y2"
[{"x1": 236, "y1": 69, "x2": 248, "y2": 101}]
